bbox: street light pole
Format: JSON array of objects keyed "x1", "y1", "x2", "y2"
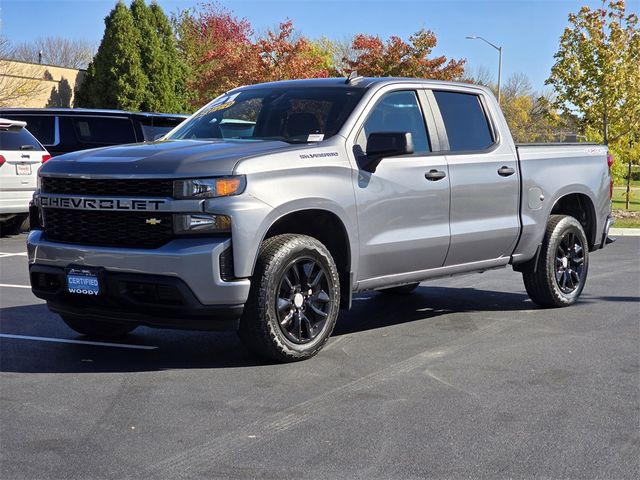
[
  {"x1": 466, "y1": 36, "x2": 503, "y2": 105},
  {"x1": 497, "y1": 45, "x2": 502, "y2": 105}
]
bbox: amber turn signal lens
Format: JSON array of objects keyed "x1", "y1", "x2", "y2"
[{"x1": 215, "y1": 177, "x2": 242, "y2": 197}]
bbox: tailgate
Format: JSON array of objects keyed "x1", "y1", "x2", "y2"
[
  {"x1": 0, "y1": 150, "x2": 41, "y2": 191},
  {"x1": 0, "y1": 126, "x2": 47, "y2": 191}
]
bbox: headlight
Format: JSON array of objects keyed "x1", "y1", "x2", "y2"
[
  {"x1": 174, "y1": 214, "x2": 231, "y2": 235},
  {"x1": 173, "y1": 176, "x2": 245, "y2": 199}
]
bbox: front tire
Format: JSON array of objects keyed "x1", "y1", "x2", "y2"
[
  {"x1": 238, "y1": 234, "x2": 340, "y2": 362},
  {"x1": 522, "y1": 214, "x2": 589, "y2": 308},
  {"x1": 60, "y1": 314, "x2": 138, "y2": 338}
]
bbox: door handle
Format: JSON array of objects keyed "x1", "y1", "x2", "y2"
[
  {"x1": 425, "y1": 169, "x2": 446, "y2": 181},
  {"x1": 497, "y1": 166, "x2": 515, "y2": 177}
]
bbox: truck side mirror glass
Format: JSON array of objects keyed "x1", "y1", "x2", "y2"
[{"x1": 361, "y1": 132, "x2": 414, "y2": 173}]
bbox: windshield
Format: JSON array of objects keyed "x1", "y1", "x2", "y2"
[{"x1": 167, "y1": 87, "x2": 364, "y2": 143}]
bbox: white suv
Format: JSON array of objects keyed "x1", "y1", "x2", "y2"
[{"x1": 0, "y1": 118, "x2": 51, "y2": 234}]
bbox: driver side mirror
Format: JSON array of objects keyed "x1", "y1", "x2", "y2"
[{"x1": 360, "y1": 132, "x2": 414, "y2": 173}]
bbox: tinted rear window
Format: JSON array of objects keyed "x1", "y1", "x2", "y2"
[
  {"x1": 0, "y1": 128, "x2": 43, "y2": 151},
  {"x1": 139, "y1": 117, "x2": 185, "y2": 140},
  {"x1": 72, "y1": 117, "x2": 137, "y2": 145},
  {"x1": 2, "y1": 115, "x2": 55, "y2": 145},
  {"x1": 141, "y1": 124, "x2": 174, "y2": 141},
  {"x1": 433, "y1": 91, "x2": 494, "y2": 151}
]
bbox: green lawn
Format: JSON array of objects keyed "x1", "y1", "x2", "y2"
[
  {"x1": 612, "y1": 188, "x2": 640, "y2": 211},
  {"x1": 614, "y1": 179, "x2": 640, "y2": 188},
  {"x1": 613, "y1": 217, "x2": 640, "y2": 228},
  {"x1": 611, "y1": 187, "x2": 640, "y2": 227}
]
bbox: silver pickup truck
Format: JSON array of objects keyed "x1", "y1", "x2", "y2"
[{"x1": 27, "y1": 77, "x2": 614, "y2": 361}]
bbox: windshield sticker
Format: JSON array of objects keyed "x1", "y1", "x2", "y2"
[
  {"x1": 307, "y1": 134, "x2": 325, "y2": 142},
  {"x1": 299, "y1": 152, "x2": 339, "y2": 159},
  {"x1": 195, "y1": 93, "x2": 241, "y2": 118},
  {"x1": 207, "y1": 100, "x2": 236, "y2": 113}
]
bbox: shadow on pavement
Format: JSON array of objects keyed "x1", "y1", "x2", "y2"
[
  {"x1": 334, "y1": 286, "x2": 533, "y2": 336},
  {"x1": 0, "y1": 286, "x2": 635, "y2": 374}
]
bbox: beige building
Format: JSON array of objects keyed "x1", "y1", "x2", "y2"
[{"x1": 0, "y1": 59, "x2": 85, "y2": 108}]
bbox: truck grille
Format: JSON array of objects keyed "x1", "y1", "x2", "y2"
[
  {"x1": 41, "y1": 177, "x2": 174, "y2": 198},
  {"x1": 43, "y1": 209, "x2": 173, "y2": 249}
]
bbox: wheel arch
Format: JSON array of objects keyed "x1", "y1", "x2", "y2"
[
  {"x1": 257, "y1": 207, "x2": 354, "y2": 308},
  {"x1": 549, "y1": 191, "x2": 598, "y2": 249}
]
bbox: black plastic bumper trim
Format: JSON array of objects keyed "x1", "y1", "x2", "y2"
[{"x1": 29, "y1": 265, "x2": 243, "y2": 331}]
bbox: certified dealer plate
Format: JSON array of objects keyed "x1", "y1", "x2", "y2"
[{"x1": 66, "y1": 267, "x2": 100, "y2": 295}]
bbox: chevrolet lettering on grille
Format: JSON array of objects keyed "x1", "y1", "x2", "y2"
[{"x1": 37, "y1": 195, "x2": 166, "y2": 211}]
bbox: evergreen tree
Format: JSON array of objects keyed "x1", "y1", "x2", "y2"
[
  {"x1": 77, "y1": 1, "x2": 147, "y2": 110},
  {"x1": 130, "y1": 0, "x2": 165, "y2": 112},
  {"x1": 148, "y1": 1, "x2": 190, "y2": 112},
  {"x1": 78, "y1": 0, "x2": 188, "y2": 113}
]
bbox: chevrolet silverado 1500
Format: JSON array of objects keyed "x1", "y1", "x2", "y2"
[{"x1": 27, "y1": 77, "x2": 614, "y2": 361}]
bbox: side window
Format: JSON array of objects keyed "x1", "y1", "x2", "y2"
[
  {"x1": 357, "y1": 91, "x2": 430, "y2": 154},
  {"x1": 72, "y1": 117, "x2": 137, "y2": 145},
  {"x1": 433, "y1": 91, "x2": 494, "y2": 151},
  {"x1": 140, "y1": 117, "x2": 185, "y2": 141}
]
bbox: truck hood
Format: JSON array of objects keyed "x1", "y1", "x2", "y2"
[{"x1": 39, "y1": 139, "x2": 292, "y2": 178}]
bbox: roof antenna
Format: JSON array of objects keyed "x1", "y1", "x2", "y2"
[{"x1": 345, "y1": 70, "x2": 363, "y2": 85}]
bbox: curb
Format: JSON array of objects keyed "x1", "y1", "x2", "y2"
[{"x1": 609, "y1": 228, "x2": 640, "y2": 236}]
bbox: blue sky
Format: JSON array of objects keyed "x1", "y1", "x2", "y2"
[{"x1": 1, "y1": 0, "x2": 637, "y2": 93}]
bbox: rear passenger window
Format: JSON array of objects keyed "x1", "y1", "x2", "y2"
[
  {"x1": 357, "y1": 91, "x2": 430, "y2": 154},
  {"x1": 72, "y1": 117, "x2": 137, "y2": 145},
  {"x1": 0, "y1": 128, "x2": 43, "y2": 151},
  {"x1": 433, "y1": 91, "x2": 494, "y2": 151}
]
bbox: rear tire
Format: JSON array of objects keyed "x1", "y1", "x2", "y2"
[
  {"x1": 15, "y1": 214, "x2": 30, "y2": 233},
  {"x1": 522, "y1": 214, "x2": 589, "y2": 308},
  {"x1": 60, "y1": 314, "x2": 138, "y2": 338},
  {"x1": 379, "y1": 282, "x2": 420, "y2": 295},
  {"x1": 238, "y1": 234, "x2": 340, "y2": 362},
  {"x1": 0, "y1": 214, "x2": 28, "y2": 236}
]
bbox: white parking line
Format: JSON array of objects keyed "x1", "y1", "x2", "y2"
[
  {"x1": 0, "y1": 283, "x2": 31, "y2": 289},
  {"x1": 0, "y1": 252, "x2": 28, "y2": 257},
  {"x1": 0, "y1": 334, "x2": 157, "y2": 350}
]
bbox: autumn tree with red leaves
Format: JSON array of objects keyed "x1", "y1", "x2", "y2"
[
  {"x1": 175, "y1": 3, "x2": 466, "y2": 105},
  {"x1": 175, "y1": 3, "x2": 259, "y2": 105},
  {"x1": 257, "y1": 21, "x2": 330, "y2": 82},
  {"x1": 345, "y1": 29, "x2": 465, "y2": 80},
  {"x1": 176, "y1": 4, "x2": 333, "y2": 105}
]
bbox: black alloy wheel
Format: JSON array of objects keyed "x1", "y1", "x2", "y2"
[
  {"x1": 554, "y1": 230, "x2": 585, "y2": 294},
  {"x1": 276, "y1": 257, "x2": 331, "y2": 344}
]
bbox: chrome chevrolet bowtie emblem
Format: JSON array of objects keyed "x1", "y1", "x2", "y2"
[{"x1": 145, "y1": 218, "x2": 162, "y2": 225}]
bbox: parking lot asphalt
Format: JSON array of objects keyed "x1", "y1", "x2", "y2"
[{"x1": 0, "y1": 233, "x2": 638, "y2": 480}]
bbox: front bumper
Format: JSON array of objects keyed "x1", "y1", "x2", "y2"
[
  {"x1": 27, "y1": 230, "x2": 251, "y2": 329},
  {"x1": 30, "y1": 264, "x2": 242, "y2": 330}
]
